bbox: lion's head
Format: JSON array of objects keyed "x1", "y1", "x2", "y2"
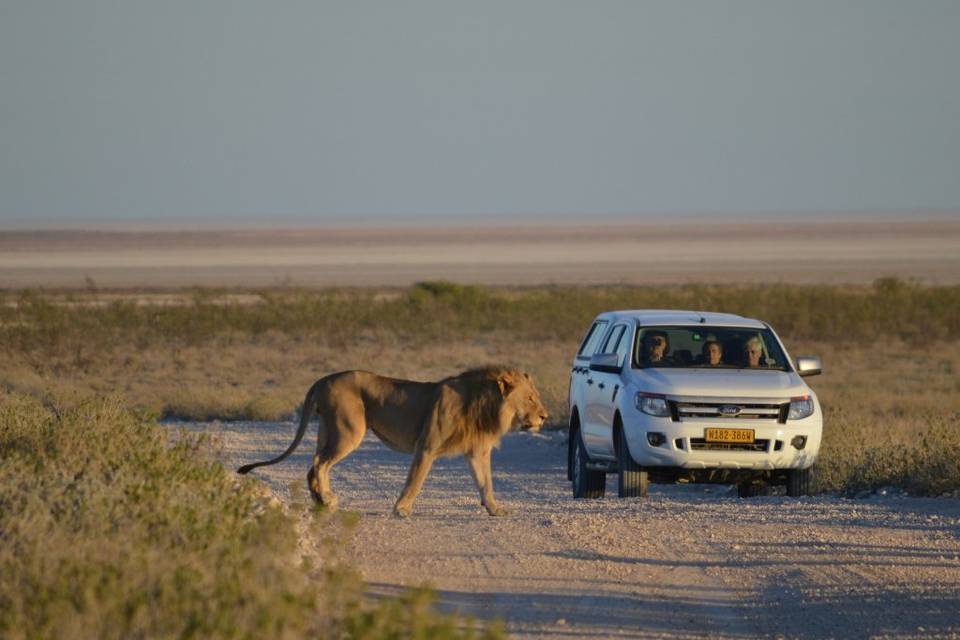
[
  {"x1": 497, "y1": 370, "x2": 549, "y2": 432},
  {"x1": 459, "y1": 367, "x2": 550, "y2": 434}
]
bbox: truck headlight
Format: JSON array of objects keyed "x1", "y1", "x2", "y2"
[
  {"x1": 788, "y1": 395, "x2": 814, "y2": 420},
  {"x1": 635, "y1": 392, "x2": 670, "y2": 417}
]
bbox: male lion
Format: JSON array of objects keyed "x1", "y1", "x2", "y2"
[{"x1": 237, "y1": 367, "x2": 549, "y2": 517}]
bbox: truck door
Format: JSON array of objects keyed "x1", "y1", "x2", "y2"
[
  {"x1": 570, "y1": 319, "x2": 609, "y2": 424},
  {"x1": 582, "y1": 323, "x2": 628, "y2": 460}
]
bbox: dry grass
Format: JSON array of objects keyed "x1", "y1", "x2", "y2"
[
  {"x1": 802, "y1": 339, "x2": 960, "y2": 494},
  {"x1": 0, "y1": 392, "x2": 503, "y2": 639},
  {"x1": 1, "y1": 281, "x2": 958, "y2": 495},
  {"x1": 4, "y1": 278, "x2": 959, "y2": 351},
  {"x1": 8, "y1": 280, "x2": 954, "y2": 637}
]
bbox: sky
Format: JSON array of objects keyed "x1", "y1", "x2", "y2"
[{"x1": 1, "y1": 1, "x2": 959, "y2": 225}]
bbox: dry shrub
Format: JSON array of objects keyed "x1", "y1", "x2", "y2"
[
  {"x1": 0, "y1": 392, "x2": 501, "y2": 639},
  {"x1": 0, "y1": 393, "x2": 320, "y2": 639},
  {"x1": 3, "y1": 279, "x2": 958, "y2": 354},
  {"x1": 814, "y1": 412, "x2": 960, "y2": 496},
  {"x1": 243, "y1": 393, "x2": 297, "y2": 422},
  {"x1": 1, "y1": 281, "x2": 958, "y2": 495},
  {"x1": 161, "y1": 386, "x2": 293, "y2": 422}
]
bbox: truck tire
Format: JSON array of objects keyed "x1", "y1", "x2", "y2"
[
  {"x1": 786, "y1": 467, "x2": 811, "y2": 497},
  {"x1": 567, "y1": 415, "x2": 577, "y2": 481},
  {"x1": 616, "y1": 423, "x2": 648, "y2": 498},
  {"x1": 737, "y1": 480, "x2": 772, "y2": 498},
  {"x1": 572, "y1": 428, "x2": 606, "y2": 499}
]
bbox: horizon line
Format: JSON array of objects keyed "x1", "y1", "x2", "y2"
[{"x1": 2, "y1": 208, "x2": 958, "y2": 232}]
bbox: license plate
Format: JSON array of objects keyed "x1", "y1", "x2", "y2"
[{"x1": 705, "y1": 428, "x2": 755, "y2": 443}]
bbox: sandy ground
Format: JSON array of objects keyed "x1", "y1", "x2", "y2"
[
  {"x1": 4, "y1": 218, "x2": 960, "y2": 287},
  {"x1": 193, "y1": 420, "x2": 960, "y2": 639}
]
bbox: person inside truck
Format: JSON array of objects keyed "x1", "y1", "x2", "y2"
[
  {"x1": 640, "y1": 330, "x2": 670, "y2": 364},
  {"x1": 700, "y1": 340, "x2": 723, "y2": 366},
  {"x1": 742, "y1": 336, "x2": 765, "y2": 367}
]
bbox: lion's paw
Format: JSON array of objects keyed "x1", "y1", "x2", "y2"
[
  {"x1": 393, "y1": 505, "x2": 412, "y2": 518},
  {"x1": 485, "y1": 504, "x2": 510, "y2": 517}
]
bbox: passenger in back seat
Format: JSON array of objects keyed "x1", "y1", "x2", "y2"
[{"x1": 701, "y1": 340, "x2": 723, "y2": 366}]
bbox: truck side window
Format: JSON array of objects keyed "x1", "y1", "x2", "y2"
[
  {"x1": 577, "y1": 320, "x2": 609, "y2": 358},
  {"x1": 614, "y1": 325, "x2": 632, "y2": 366},
  {"x1": 601, "y1": 324, "x2": 629, "y2": 367},
  {"x1": 601, "y1": 325, "x2": 626, "y2": 354}
]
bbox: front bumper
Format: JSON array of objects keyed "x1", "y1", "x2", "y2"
[{"x1": 622, "y1": 414, "x2": 822, "y2": 471}]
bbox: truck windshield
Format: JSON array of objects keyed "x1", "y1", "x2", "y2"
[{"x1": 633, "y1": 326, "x2": 790, "y2": 371}]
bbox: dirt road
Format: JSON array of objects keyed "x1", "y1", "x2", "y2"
[{"x1": 207, "y1": 421, "x2": 960, "y2": 639}]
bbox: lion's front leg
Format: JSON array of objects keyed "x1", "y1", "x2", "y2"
[
  {"x1": 393, "y1": 447, "x2": 436, "y2": 517},
  {"x1": 466, "y1": 449, "x2": 508, "y2": 516}
]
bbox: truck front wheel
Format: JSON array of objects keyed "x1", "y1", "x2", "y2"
[
  {"x1": 737, "y1": 480, "x2": 772, "y2": 498},
  {"x1": 786, "y1": 467, "x2": 812, "y2": 497},
  {"x1": 616, "y1": 422, "x2": 648, "y2": 498}
]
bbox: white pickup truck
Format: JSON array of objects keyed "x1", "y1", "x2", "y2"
[{"x1": 567, "y1": 310, "x2": 823, "y2": 498}]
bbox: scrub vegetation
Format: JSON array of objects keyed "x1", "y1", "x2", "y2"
[
  {"x1": 0, "y1": 280, "x2": 957, "y2": 637},
  {"x1": 1, "y1": 278, "x2": 958, "y2": 494},
  {"x1": 0, "y1": 392, "x2": 501, "y2": 639},
  {"x1": 3, "y1": 278, "x2": 958, "y2": 351}
]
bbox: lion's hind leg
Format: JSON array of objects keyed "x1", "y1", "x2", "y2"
[
  {"x1": 307, "y1": 454, "x2": 337, "y2": 509},
  {"x1": 308, "y1": 409, "x2": 366, "y2": 511}
]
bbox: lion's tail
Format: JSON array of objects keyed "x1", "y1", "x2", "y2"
[{"x1": 237, "y1": 381, "x2": 321, "y2": 475}]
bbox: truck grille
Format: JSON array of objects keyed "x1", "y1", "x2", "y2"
[
  {"x1": 670, "y1": 400, "x2": 788, "y2": 423},
  {"x1": 689, "y1": 438, "x2": 770, "y2": 452}
]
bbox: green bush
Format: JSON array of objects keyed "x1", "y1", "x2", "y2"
[
  {"x1": 0, "y1": 393, "x2": 501, "y2": 639},
  {"x1": 0, "y1": 393, "x2": 318, "y2": 639},
  {"x1": 814, "y1": 413, "x2": 960, "y2": 496},
  {"x1": 1, "y1": 281, "x2": 957, "y2": 498},
  {"x1": 3, "y1": 280, "x2": 958, "y2": 355}
]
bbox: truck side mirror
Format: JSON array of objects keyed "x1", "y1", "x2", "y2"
[
  {"x1": 589, "y1": 352, "x2": 622, "y2": 373},
  {"x1": 796, "y1": 356, "x2": 822, "y2": 377}
]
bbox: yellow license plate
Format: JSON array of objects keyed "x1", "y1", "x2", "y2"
[{"x1": 705, "y1": 428, "x2": 755, "y2": 443}]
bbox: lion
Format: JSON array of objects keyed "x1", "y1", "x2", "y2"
[{"x1": 237, "y1": 366, "x2": 549, "y2": 517}]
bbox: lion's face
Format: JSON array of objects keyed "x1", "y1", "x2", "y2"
[{"x1": 503, "y1": 372, "x2": 549, "y2": 432}]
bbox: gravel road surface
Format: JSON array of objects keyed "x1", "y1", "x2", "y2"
[{"x1": 196, "y1": 421, "x2": 960, "y2": 639}]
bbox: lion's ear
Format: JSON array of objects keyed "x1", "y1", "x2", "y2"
[{"x1": 497, "y1": 375, "x2": 517, "y2": 397}]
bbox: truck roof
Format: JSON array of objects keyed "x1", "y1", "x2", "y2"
[{"x1": 595, "y1": 309, "x2": 767, "y2": 329}]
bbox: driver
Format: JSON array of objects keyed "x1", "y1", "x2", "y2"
[{"x1": 640, "y1": 330, "x2": 670, "y2": 364}]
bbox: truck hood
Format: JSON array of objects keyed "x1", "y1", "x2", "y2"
[{"x1": 629, "y1": 368, "x2": 809, "y2": 400}]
